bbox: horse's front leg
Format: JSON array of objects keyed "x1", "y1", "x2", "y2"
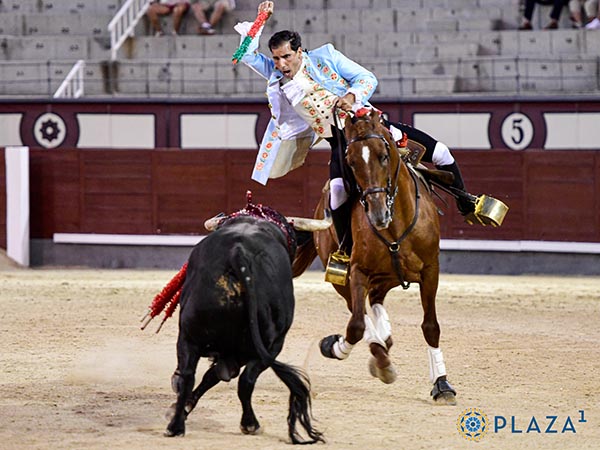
[
  {"x1": 364, "y1": 295, "x2": 397, "y2": 384},
  {"x1": 319, "y1": 267, "x2": 369, "y2": 360},
  {"x1": 419, "y1": 265, "x2": 457, "y2": 404},
  {"x1": 368, "y1": 286, "x2": 393, "y2": 349}
]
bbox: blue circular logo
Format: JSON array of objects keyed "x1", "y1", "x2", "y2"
[{"x1": 457, "y1": 408, "x2": 489, "y2": 441}]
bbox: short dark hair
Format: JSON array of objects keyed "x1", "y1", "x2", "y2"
[{"x1": 268, "y1": 30, "x2": 302, "y2": 52}]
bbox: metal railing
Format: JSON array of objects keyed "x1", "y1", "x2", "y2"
[
  {"x1": 108, "y1": 0, "x2": 151, "y2": 61},
  {"x1": 53, "y1": 60, "x2": 86, "y2": 98}
]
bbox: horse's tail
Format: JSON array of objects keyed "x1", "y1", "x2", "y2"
[
  {"x1": 292, "y1": 233, "x2": 317, "y2": 278},
  {"x1": 271, "y1": 360, "x2": 325, "y2": 445}
]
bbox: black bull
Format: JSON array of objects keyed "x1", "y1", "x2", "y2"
[{"x1": 165, "y1": 214, "x2": 323, "y2": 444}]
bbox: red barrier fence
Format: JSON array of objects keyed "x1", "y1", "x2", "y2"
[{"x1": 2, "y1": 98, "x2": 600, "y2": 252}]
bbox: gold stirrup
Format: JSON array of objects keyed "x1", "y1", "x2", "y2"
[
  {"x1": 325, "y1": 250, "x2": 350, "y2": 286},
  {"x1": 465, "y1": 194, "x2": 509, "y2": 227}
]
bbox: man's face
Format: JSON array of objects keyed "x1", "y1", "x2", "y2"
[{"x1": 271, "y1": 42, "x2": 303, "y2": 79}]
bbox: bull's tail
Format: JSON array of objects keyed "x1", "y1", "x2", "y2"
[
  {"x1": 271, "y1": 360, "x2": 325, "y2": 445},
  {"x1": 233, "y1": 243, "x2": 324, "y2": 445},
  {"x1": 292, "y1": 234, "x2": 317, "y2": 278}
]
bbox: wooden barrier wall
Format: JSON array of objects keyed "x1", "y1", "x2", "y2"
[
  {"x1": 2, "y1": 146, "x2": 599, "y2": 247},
  {"x1": 2, "y1": 98, "x2": 600, "y2": 251}
]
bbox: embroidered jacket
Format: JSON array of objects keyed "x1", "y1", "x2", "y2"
[{"x1": 241, "y1": 41, "x2": 377, "y2": 184}]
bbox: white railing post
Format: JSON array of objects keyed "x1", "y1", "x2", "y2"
[
  {"x1": 53, "y1": 60, "x2": 86, "y2": 98},
  {"x1": 108, "y1": 0, "x2": 152, "y2": 61},
  {"x1": 5, "y1": 146, "x2": 30, "y2": 267}
]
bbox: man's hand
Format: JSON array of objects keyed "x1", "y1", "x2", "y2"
[
  {"x1": 336, "y1": 93, "x2": 356, "y2": 112},
  {"x1": 258, "y1": 1, "x2": 274, "y2": 15}
]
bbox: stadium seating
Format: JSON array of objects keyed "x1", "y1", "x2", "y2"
[{"x1": 0, "y1": 0, "x2": 599, "y2": 98}]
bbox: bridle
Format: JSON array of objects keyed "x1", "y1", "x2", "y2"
[
  {"x1": 346, "y1": 121, "x2": 421, "y2": 289},
  {"x1": 347, "y1": 131, "x2": 400, "y2": 215}
]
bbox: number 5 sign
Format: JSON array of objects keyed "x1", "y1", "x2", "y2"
[{"x1": 501, "y1": 113, "x2": 534, "y2": 150}]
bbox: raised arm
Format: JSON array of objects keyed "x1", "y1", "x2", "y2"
[
  {"x1": 238, "y1": 1, "x2": 276, "y2": 79},
  {"x1": 258, "y1": 1, "x2": 274, "y2": 15}
]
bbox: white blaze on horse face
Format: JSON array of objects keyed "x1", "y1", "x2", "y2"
[{"x1": 361, "y1": 145, "x2": 370, "y2": 165}]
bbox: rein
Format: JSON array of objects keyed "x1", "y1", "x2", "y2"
[
  {"x1": 347, "y1": 126, "x2": 421, "y2": 290},
  {"x1": 367, "y1": 168, "x2": 420, "y2": 290}
]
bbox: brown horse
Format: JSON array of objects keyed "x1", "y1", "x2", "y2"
[{"x1": 293, "y1": 109, "x2": 456, "y2": 403}]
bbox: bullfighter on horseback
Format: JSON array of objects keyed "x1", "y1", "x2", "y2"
[{"x1": 236, "y1": 0, "x2": 476, "y2": 259}]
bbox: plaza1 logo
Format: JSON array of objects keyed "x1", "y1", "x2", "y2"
[
  {"x1": 456, "y1": 408, "x2": 489, "y2": 441},
  {"x1": 457, "y1": 408, "x2": 587, "y2": 441}
]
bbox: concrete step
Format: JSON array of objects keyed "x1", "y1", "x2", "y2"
[
  {"x1": 0, "y1": 13, "x2": 23, "y2": 35},
  {"x1": 24, "y1": 13, "x2": 111, "y2": 36},
  {"x1": 0, "y1": 0, "x2": 122, "y2": 14},
  {"x1": 0, "y1": 35, "x2": 109, "y2": 60},
  {"x1": 0, "y1": 0, "x2": 41, "y2": 14},
  {"x1": 0, "y1": 60, "x2": 50, "y2": 95},
  {"x1": 375, "y1": 73, "x2": 458, "y2": 98}
]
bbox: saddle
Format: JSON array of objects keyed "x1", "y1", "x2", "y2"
[{"x1": 396, "y1": 146, "x2": 508, "y2": 227}]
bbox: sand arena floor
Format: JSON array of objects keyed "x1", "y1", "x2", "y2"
[{"x1": 0, "y1": 258, "x2": 599, "y2": 449}]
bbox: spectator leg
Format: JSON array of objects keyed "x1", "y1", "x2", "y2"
[
  {"x1": 147, "y1": 4, "x2": 171, "y2": 34},
  {"x1": 550, "y1": 0, "x2": 569, "y2": 20},
  {"x1": 523, "y1": 0, "x2": 536, "y2": 21},
  {"x1": 172, "y1": 3, "x2": 190, "y2": 34},
  {"x1": 191, "y1": 3, "x2": 210, "y2": 30},
  {"x1": 209, "y1": 3, "x2": 227, "y2": 27}
]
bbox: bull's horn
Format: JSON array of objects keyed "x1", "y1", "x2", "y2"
[
  {"x1": 287, "y1": 210, "x2": 332, "y2": 231},
  {"x1": 204, "y1": 211, "x2": 333, "y2": 232},
  {"x1": 204, "y1": 213, "x2": 226, "y2": 231}
]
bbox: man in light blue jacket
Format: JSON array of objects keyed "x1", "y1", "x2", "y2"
[{"x1": 239, "y1": 0, "x2": 377, "y2": 254}]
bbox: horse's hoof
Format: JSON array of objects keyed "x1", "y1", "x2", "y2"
[
  {"x1": 435, "y1": 391, "x2": 457, "y2": 405},
  {"x1": 319, "y1": 334, "x2": 343, "y2": 359},
  {"x1": 368, "y1": 357, "x2": 397, "y2": 384},
  {"x1": 431, "y1": 378, "x2": 457, "y2": 405}
]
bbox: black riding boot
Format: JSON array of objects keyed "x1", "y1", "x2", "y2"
[
  {"x1": 331, "y1": 201, "x2": 353, "y2": 254},
  {"x1": 436, "y1": 162, "x2": 475, "y2": 215}
]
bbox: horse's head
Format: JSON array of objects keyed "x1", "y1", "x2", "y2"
[{"x1": 345, "y1": 109, "x2": 399, "y2": 230}]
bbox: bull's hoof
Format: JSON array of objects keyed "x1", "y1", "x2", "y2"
[
  {"x1": 431, "y1": 378, "x2": 457, "y2": 405},
  {"x1": 367, "y1": 356, "x2": 397, "y2": 384},
  {"x1": 164, "y1": 425, "x2": 185, "y2": 437},
  {"x1": 240, "y1": 423, "x2": 262, "y2": 435},
  {"x1": 319, "y1": 334, "x2": 343, "y2": 359}
]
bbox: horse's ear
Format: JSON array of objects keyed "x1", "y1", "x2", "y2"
[
  {"x1": 370, "y1": 109, "x2": 386, "y2": 133},
  {"x1": 344, "y1": 114, "x2": 354, "y2": 139},
  {"x1": 369, "y1": 109, "x2": 380, "y2": 123}
]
